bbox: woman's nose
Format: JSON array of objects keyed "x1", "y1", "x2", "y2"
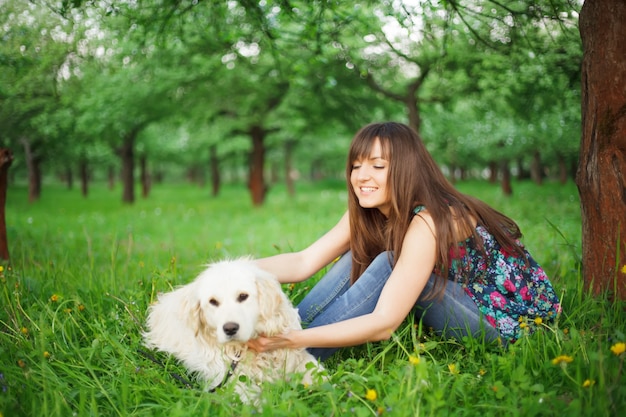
[{"x1": 357, "y1": 167, "x2": 371, "y2": 180}]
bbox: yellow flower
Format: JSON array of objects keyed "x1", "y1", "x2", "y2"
[
  {"x1": 365, "y1": 388, "x2": 377, "y2": 401},
  {"x1": 478, "y1": 369, "x2": 487, "y2": 376},
  {"x1": 519, "y1": 322, "x2": 528, "y2": 329},
  {"x1": 64, "y1": 308, "x2": 72, "y2": 314},
  {"x1": 50, "y1": 294, "x2": 59, "y2": 302},
  {"x1": 563, "y1": 328, "x2": 569, "y2": 335},
  {"x1": 621, "y1": 264, "x2": 626, "y2": 274},
  {"x1": 0, "y1": 266, "x2": 4, "y2": 272},
  {"x1": 448, "y1": 363, "x2": 459, "y2": 374},
  {"x1": 43, "y1": 351, "x2": 51, "y2": 359},
  {"x1": 17, "y1": 359, "x2": 26, "y2": 368},
  {"x1": 409, "y1": 355, "x2": 420, "y2": 365},
  {"x1": 551, "y1": 355, "x2": 574, "y2": 366},
  {"x1": 610, "y1": 342, "x2": 626, "y2": 356},
  {"x1": 20, "y1": 327, "x2": 28, "y2": 335},
  {"x1": 534, "y1": 317, "x2": 543, "y2": 325},
  {"x1": 582, "y1": 379, "x2": 595, "y2": 388},
  {"x1": 78, "y1": 304, "x2": 85, "y2": 312}
]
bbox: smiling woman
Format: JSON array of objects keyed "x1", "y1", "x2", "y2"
[
  {"x1": 249, "y1": 121, "x2": 561, "y2": 361},
  {"x1": 349, "y1": 139, "x2": 390, "y2": 215}
]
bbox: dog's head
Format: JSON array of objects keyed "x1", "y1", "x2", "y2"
[{"x1": 187, "y1": 259, "x2": 291, "y2": 345}]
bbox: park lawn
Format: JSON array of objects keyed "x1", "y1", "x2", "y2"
[{"x1": 0, "y1": 180, "x2": 624, "y2": 417}]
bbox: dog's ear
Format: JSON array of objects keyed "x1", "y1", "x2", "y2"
[
  {"x1": 254, "y1": 268, "x2": 300, "y2": 336},
  {"x1": 143, "y1": 283, "x2": 203, "y2": 354},
  {"x1": 181, "y1": 298, "x2": 204, "y2": 337}
]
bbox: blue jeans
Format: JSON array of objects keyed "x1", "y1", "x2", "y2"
[{"x1": 297, "y1": 251, "x2": 499, "y2": 361}]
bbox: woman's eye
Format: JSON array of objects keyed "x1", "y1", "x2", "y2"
[
  {"x1": 374, "y1": 165, "x2": 385, "y2": 169},
  {"x1": 351, "y1": 165, "x2": 361, "y2": 170}
]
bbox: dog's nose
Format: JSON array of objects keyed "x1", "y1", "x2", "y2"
[{"x1": 223, "y1": 322, "x2": 239, "y2": 336}]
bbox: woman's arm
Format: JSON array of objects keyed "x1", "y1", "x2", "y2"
[
  {"x1": 255, "y1": 211, "x2": 351, "y2": 284},
  {"x1": 249, "y1": 214, "x2": 438, "y2": 350}
]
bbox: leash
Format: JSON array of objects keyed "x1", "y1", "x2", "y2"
[
  {"x1": 210, "y1": 356, "x2": 240, "y2": 392},
  {"x1": 138, "y1": 348, "x2": 196, "y2": 389},
  {"x1": 137, "y1": 348, "x2": 240, "y2": 392}
]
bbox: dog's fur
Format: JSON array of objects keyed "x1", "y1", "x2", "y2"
[{"x1": 142, "y1": 258, "x2": 322, "y2": 401}]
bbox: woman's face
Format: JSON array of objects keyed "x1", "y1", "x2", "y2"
[{"x1": 350, "y1": 139, "x2": 391, "y2": 216}]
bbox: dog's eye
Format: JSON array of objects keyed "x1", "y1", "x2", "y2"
[
  {"x1": 209, "y1": 298, "x2": 220, "y2": 307},
  {"x1": 237, "y1": 293, "x2": 249, "y2": 303}
]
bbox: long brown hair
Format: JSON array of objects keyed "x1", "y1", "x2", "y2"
[{"x1": 346, "y1": 122, "x2": 525, "y2": 297}]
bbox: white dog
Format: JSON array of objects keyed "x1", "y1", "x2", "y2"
[{"x1": 142, "y1": 258, "x2": 322, "y2": 402}]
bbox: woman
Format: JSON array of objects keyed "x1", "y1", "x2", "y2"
[{"x1": 250, "y1": 122, "x2": 561, "y2": 361}]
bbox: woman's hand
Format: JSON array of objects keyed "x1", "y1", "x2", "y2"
[{"x1": 247, "y1": 332, "x2": 295, "y2": 352}]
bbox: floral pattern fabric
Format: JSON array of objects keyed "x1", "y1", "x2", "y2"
[{"x1": 414, "y1": 206, "x2": 561, "y2": 344}]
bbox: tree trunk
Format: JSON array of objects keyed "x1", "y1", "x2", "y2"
[
  {"x1": 577, "y1": 0, "x2": 626, "y2": 299},
  {"x1": 285, "y1": 140, "x2": 296, "y2": 197},
  {"x1": 65, "y1": 166, "x2": 73, "y2": 189},
  {"x1": 20, "y1": 137, "x2": 42, "y2": 203},
  {"x1": 406, "y1": 94, "x2": 421, "y2": 134},
  {"x1": 139, "y1": 154, "x2": 150, "y2": 198},
  {"x1": 500, "y1": 159, "x2": 513, "y2": 196},
  {"x1": 79, "y1": 158, "x2": 89, "y2": 197},
  {"x1": 557, "y1": 153, "x2": 568, "y2": 185},
  {"x1": 117, "y1": 132, "x2": 136, "y2": 204},
  {"x1": 248, "y1": 125, "x2": 267, "y2": 206},
  {"x1": 210, "y1": 145, "x2": 220, "y2": 197},
  {"x1": 0, "y1": 149, "x2": 14, "y2": 261},
  {"x1": 530, "y1": 150, "x2": 543, "y2": 185}
]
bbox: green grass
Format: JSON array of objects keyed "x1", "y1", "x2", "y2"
[{"x1": 1, "y1": 179, "x2": 624, "y2": 417}]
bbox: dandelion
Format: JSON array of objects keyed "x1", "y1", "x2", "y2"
[
  {"x1": 377, "y1": 407, "x2": 385, "y2": 415},
  {"x1": 563, "y1": 328, "x2": 569, "y2": 335},
  {"x1": 64, "y1": 308, "x2": 72, "y2": 314},
  {"x1": 520, "y1": 322, "x2": 528, "y2": 329},
  {"x1": 478, "y1": 369, "x2": 486, "y2": 376},
  {"x1": 551, "y1": 355, "x2": 574, "y2": 366},
  {"x1": 610, "y1": 342, "x2": 626, "y2": 356},
  {"x1": 43, "y1": 351, "x2": 51, "y2": 359},
  {"x1": 50, "y1": 294, "x2": 59, "y2": 302},
  {"x1": 365, "y1": 388, "x2": 377, "y2": 401},
  {"x1": 582, "y1": 379, "x2": 595, "y2": 388},
  {"x1": 409, "y1": 355, "x2": 420, "y2": 365},
  {"x1": 17, "y1": 359, "x2": 25, "y2": 368},
  {"x1": 20, "y1": 327, "x2": 28, "y2": 335},
  {"x1": 448, "y1": 363, "x2": 459, "y2": 374},
  {"x1": 621, "y1": 264, "x2": 626, "y2": 274},
  {"x1": 78, "y1": 304, "x2": 85, "y2": 312},
  {"x1": 534, "y1": 317, "x2": 543, "y2": 325},
  {"x1": 288, "y1": 283, "x2": 295, "y2": 291},
  {"x1": 0, "y1": 266, "x2": 3, "y2": 272}
]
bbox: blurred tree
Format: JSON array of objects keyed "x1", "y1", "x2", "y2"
[
  {"x1": 0, "y1": 149, "x2": 13, "y2": 261},
  {"x1": 0, "y1": 1, "x2": 75, "y2": 201}
]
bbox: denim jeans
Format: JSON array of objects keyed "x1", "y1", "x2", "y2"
[{"x1": 297, "y1": 251, "x2": 499, "y2": 361}]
